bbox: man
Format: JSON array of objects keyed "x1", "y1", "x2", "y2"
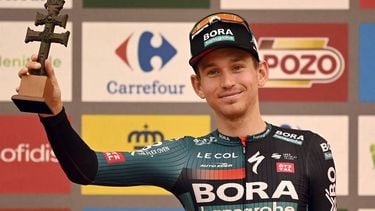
[{"x1": 18, "y1": 12, "x2": 337, "y2": 211}]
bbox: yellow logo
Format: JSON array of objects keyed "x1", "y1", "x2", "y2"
[{"x1": 81, "y1": 114, "x2": 210, "y2": 195}]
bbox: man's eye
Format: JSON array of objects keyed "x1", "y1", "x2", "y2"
[
  {"x1": 207, "y1": 70, "x2": 219, "y2": 76},
  {"x1": 232, "y1": 65, "x2": 243, "y2": 71}
]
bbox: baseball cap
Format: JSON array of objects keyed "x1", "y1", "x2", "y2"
[{"x1": 189, "y1": 12, "x2": 260, "y2": 70}]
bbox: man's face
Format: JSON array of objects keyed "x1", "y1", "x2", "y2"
[{"x1": 191, "y1": 47, "x2": 268, "y2": 119}]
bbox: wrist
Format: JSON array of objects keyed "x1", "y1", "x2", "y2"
[{"x1": 39, "y1": 102, "x2": 63, "y2": 117}]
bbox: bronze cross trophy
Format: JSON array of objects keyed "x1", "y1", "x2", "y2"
[{"x1": 11, "y1": 0, "x2": 70, "y2": 114}]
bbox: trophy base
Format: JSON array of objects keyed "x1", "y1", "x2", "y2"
[{"x1": 11, "y1": 95, "x2": 53, "y2": 114}]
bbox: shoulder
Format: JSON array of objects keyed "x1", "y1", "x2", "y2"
[
  {"x1": 270, "y1": 124, "x2": 314, "y2": 145},
  {"x1": 178, "y1": 131, "x2": 218, "y2": 146},
  {"x1": 270, "y1": 124, "x2": 327, "y2": 147},
  {"x1": 269, "y1": 124, "x2": 334, "y2": 161}
]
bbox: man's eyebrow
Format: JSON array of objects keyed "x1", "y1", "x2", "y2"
[
  {"x1": 199, "y1": 53, "x2": 248, "y2": 70},
  {"x1": 199, "y1": 62, "x2": 217, "y2": 70}
]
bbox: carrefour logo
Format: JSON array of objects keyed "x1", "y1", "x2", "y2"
[
  {"x1": 260, "y1": 37, "x2": 345, "y2": 88},
  {"x1": 115, "y1": 31, "x2": 177, "y2": 72}
]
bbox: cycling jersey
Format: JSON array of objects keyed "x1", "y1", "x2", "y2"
[{"x1": 41, "y1": 109, "x2": 337, "y2": 211}]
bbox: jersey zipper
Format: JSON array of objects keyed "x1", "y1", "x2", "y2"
[
  {"x1": 240, "y1": 136, "x2": 247, "y2": 210},
  {"x1": 240, "y1": 136, "x2": 246, "y2": 154}
]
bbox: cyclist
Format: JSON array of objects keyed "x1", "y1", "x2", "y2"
[{"x1": 18, "y1": 12, "x2": 337, "y2": 211}]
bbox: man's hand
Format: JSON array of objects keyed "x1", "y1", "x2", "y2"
[{"x1": 17, "y1": 54, "x2": 63, "y2": 117}]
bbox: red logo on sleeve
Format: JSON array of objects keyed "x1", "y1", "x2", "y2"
[
  {"x1": 103, "y1": 152, "x2": 126, "y2": 164},
  {"x1": 276, "y1": 162, "x2": 295, "y2": 173}
]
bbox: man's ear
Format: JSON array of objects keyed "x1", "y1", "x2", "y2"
[
  {"x1": 191, "y1": 74, "x2": 205, "y2": 99},
  {"x1": 257, "y1": 61, "x2": 269, "y2": 87}
]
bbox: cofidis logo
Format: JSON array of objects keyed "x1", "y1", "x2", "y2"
[
  {"x1": 82, "y1": 22, "x2": 198, "y2": 102},
  {"x1": 0, "y1": 116, "x2": 70, "y2": 194},
  {"x1": 253, "y1": 24, "x2": 348, "y2": 101}
]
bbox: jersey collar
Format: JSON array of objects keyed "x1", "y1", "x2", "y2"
[{"x1": 213, "y1": 123, "x2": 272, "y2": 145}]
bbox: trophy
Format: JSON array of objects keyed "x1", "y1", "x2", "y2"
[{"x1": 11, "y1": 0, "x2": 70, "y2": 114}]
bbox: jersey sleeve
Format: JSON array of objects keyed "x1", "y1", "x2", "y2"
[
  {"x1": 40, "y1": 108, "x2": 98, "y2": 185},
  {"x1": 306, "y1": 132, "x2": 337, "y2": 211},
  {"x1": 92, "y1": 138, "x2": 191, "y2": 191}
]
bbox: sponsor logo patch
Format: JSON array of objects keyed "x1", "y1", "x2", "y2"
[
  {"x1": 276, "y1": 162, "x2": 295, "y2": 173},
  {"x1": 273, "y1": 130, "x2": 304, "y2": 145},
  {"x1": 103, "y1": 152, "x2": 126, "y2": 164}
]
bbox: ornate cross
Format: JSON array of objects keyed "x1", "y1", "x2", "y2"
[{"x1": 25, "y1": 0, "x2": 70, "y2": 75}]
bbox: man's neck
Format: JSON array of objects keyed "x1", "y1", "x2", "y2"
[{"x1": 215, "y1": 109, "x2": 266, "y2": 137}]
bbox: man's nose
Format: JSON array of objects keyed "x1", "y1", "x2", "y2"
[{"x1": 220, "y1": 71, "x2": 235, "y2": 88}]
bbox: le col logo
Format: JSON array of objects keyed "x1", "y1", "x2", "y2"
[
  {"x1": 197, "y1": 152, "x2": 239, "y2": 159},
  {"x1": 0, "y1": 143, "x2": 57, "y2": 163}
]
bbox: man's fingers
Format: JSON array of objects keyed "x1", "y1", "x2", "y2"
[
  {"x1": 18, "y1": 67, "x2": 30, "y2": 78},
  {"x1": 31, "y1": 54, "x2": 38, "y2": 61},
  {"x1": 44, "y1": 59, "x2": 55, "y2": 78}
]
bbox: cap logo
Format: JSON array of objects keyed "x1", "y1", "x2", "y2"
[
  {"x1": 208, "y1": 15, "x2": 221, "y2": 24},
  {"x1": 203, "y1": 28, "x2": 235, "y2": 47}
]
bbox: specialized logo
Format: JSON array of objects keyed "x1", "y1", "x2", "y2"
[
  {"x1": 103, "y1": 152, "x2": 125, "y2": 164},
  {"x1": 273, "y1": 130, "x2": 304, "y2": 145},
  {"x1": 259, "y1": 37, "x2": 345, "y2": 88},
  {"x1": 247, "y1": 151, "x2": 265, "y2": 174},
  {"x1": 115, "y1": 31, "x2": 177, "y2": 72},
  {"x1": 127, "y1": 124, "x2": 164, "y2": 150}
]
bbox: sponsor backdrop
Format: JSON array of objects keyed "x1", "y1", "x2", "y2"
[{"x1": 0, "y1": 0, "x2": 373, "y2": 210}]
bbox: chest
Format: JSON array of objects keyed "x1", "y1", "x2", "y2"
[{"x1": 184, "y1": 141, "x2": 308, "y2": 203}]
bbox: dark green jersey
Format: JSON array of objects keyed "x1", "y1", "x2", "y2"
[{"x1": 41, "y1": 109, "x2": 336, "y2": 211}]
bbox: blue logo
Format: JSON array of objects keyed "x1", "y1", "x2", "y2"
[
  {"x1": 116, "y1": 31, "x2": 177, "y2": 73},
  {"x1": 360, "y1": 24, "x2": 375, "y2": 102}
]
